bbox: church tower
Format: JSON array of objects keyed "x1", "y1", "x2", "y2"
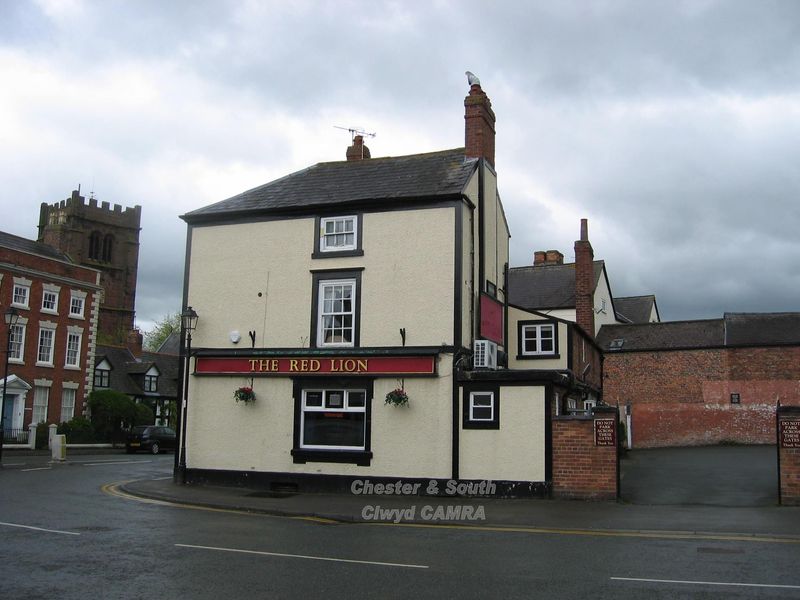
[{"x1": 38, "y1": 189, "x2": 142, "y2": 344}]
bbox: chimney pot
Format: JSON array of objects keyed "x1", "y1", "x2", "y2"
[
  {"x1": 545, "y1": 250, "x2": 564, "y2": 265},
  {"x1": 534, "y1": 251, "x2": 547, "y2": 265},
  {"x1": 580, "y1": 218, "x2": 588, "y2": 242}
]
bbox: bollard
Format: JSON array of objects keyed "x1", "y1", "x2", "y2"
[{"x1": 51, "y1": 434, "x2": 66, "y2": 461}]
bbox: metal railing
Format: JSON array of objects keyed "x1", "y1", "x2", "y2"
[{"x1": 2, "y1": 428, "x2": 30, "y2": 444}]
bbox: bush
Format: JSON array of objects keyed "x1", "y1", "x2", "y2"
[
  {"x1": 134, "y1": 403, "x2": 154, "y2": 426},
  {"x1": 89, "y1": 390, "x2": 137, "y2": 442},
  {"x1": 58, "y1": 417, "x2": 96, "y2": 444}
]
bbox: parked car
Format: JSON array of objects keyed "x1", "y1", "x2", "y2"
[{"x1": 125, "y1": 426, "x2": 176, "y2": 454}]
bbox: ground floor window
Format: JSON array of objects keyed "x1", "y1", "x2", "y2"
[
  {"x1": 33, "y1": 386, "x2": 50, "y2": 424},
  {"x1": 291, "y1": 377, "x2": 373, "y2": 465},
  {"x1": 462, "y1": 384, "x2": 500, "y2": 429},
  {"x1": 61, "y1": 388, "x2": 76, "y2": 422}
]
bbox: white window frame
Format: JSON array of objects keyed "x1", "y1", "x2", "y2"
[
  {"x1": 36, "y1": 324, "x2": 56, "y2": 366},
  {"x1": 8, "y1": 322, "x2": 26, "y2": 363},
  {"x1": 33, "y1": 386, "x2": 50, "y2": 424},
  {"x1": 61, "y1": 388, "x2": 76, "y2": 422},
  {"x1": 469, "y1": 391, "x2": 495, "y2": 422},
  {"x1": 65, "y1": 330, "x2": 82, "y2": 368},
  {"x1": 317, "y1": 278, "x2": 356, "y2": 347},
  {"x1": 144, "y1": 374, "x2": 158, "y2": 392},
  {"x1": 12, "y1": 279, "x2": 31, "y2": 309},
  {"x1": 41, "y1": 285, "x2": 60, "y2": 314},
  {"x1": 300, "y1": 388, "x2": 366, "y2": 450},
  {"x1": 320, "y1": 215, "x2": 357, "y2": 252},
  {"x1": 94, "y1": 368, "x2": 110, "y2": 388},
  {"x1": 69, "y1": 291, "x2": 86, "y2": 318},
  {"x1": 521, "y1": 323, "x2": 556, "y2": 356}
]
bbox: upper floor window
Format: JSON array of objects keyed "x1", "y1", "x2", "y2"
[
  {"x1": 144, "y1": 375, "x2": 158, "y2": 392},
  {"x1": 517, "y1": 320, "x2": 558, "y2": 359},
  {"x1": 313, "y1": 215, "x2": 363, "y2": 258},
  {"x1": 65, "y1": 330, "x2": 82, "y2": 368},
  {"x1": 94, "y1": 368, "x2": 110, "y2": 388},
  {"x1": 9, "y1": 322, "x2": 26, "y2": 363},
  {"x1": 42, "y1": 285, "x2": 60, "y2": 314},
  {"x1": 102, "y1": 234, "x2": 114, "y2": 262},
  {"x1": 37, "y1": 324, "x2": 56, "y2": 366},
  {"x1": 70, "y1": 292, "x2": 86, "y2": 318},
  {"x1": 317, "y1": 279, "x2": 356, "y2": 347},
  {"x1": 88, "y1": 231, "x2": 102, "y2": 260},
  {"x1": 12, "y1": 278, "x2": 31, "y2": 309}
]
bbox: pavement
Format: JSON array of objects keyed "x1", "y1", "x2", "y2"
[{"x1": 121, "y1": 474, "x2": 800, "y2": 539}]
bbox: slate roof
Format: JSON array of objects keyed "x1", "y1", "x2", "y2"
[
  {"x1": 615, "y1": 295, "x2": 658, "y2": 324},
  {"x1": 597, "y1": 320, "x2": 725, "y2": 352},
  {"x1": 597, "y1": 312, "x2": 800, "y2": 352},
  {"x1": 95, "y1": 345, "x2": 179, "y2": 400},
  {"x1": 156, "y1": 331, "x2": 181, "y2": 355},
  {"x1": 507, "y1": 261, "x2": 605, "y2": 310},
  {"x1": 183, "y1": 148, "x2": 479, "y2": 222},
  {"x1": 724, "y1": 312, "x2": 800, "y2": 346},
  {"x1": 0, "y1": 230, "x2": 71, "y2": 262}
]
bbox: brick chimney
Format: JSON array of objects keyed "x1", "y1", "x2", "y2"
[
  {"x1": 126, "y1": 328, "x2": 143, "y2": 358},
  {"x1": 533, "y1": 250, "x2": 564, "y2": 266},
  {"x1": 464, "y1": 83, "x2": 496, "y2": 167},
  {"x1": 574, "y1": 219, "x2": 595, "y2": 338},
  {"x1": 346, "y1": 135, "x2": 371, "y2": 161}
]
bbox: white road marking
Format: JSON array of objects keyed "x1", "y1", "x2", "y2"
[
  {"x1": 20, "y1": 467, "x2": 51, "y2": 472},
  {"x1": 0, "y1": 521, "x2": 81, "y2": 536},
  {"x1": 611, "y1": 577, "x2": 800, "y2": 590},
  {"x1": 176, "y1": 543, "x2": 429, "y2": 569},
  {"x1": 3, "y1": 462, "x2": 25, "y2": 466},
  {"x1": 83, "y1": 460, "x2": 151, "y2": 466}
]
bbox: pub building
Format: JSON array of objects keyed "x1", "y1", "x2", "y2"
[{"x1": 177, "y1": 78, "x2": 603, "y2": 497}]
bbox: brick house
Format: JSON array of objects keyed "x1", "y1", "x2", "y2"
[
  {"x1": 176, "y1": 79, "x2": 610, "y2": 497},
  {"x1": 597, "y1": 312, "x2": 800, "y2": 447},
  {"x1": 0, "y1": 231, "x2": 101, "y2": 434}
]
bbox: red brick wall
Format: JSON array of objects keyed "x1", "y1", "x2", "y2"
[
  {"x1": 0, "y1": 246, "x2": 100, "y2": 425},
  {"x1": 604, "y1": 346, "x2": 800, "y2": 447},
  {"x1": 552, "y1": 413, "x2": 618, "y2": 500}
]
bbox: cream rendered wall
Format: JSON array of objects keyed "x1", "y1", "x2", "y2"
[
  {"x1": 188, "y1": 207, "x2": 455, "y2": 350},
  {"x1": 593, "y1": 268, "x2": 617, "y2": 335},
  {"x1": 185, "y1": 355, "x2": 455, "y2": 479},
  {"x1": 185, "y1": 206, "x2": 458, "y2": 478},
  {"x1": 460, "y1": 385, "x2": 546, "y2": 481},
  {"x1": 463, "y1": 171, "x2": 478, "y2": 347},
  {"x1": 507, "y1": 306, "x2": 569, "y2": 370}
]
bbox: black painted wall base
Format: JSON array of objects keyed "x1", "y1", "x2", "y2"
[{"x1": 185, "y1": 468, "x2": 552, "y2": 499}]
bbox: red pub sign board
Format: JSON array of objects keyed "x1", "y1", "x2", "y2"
[{"x1": 195, "y1": 355, "x2": 436, "y2": 376}]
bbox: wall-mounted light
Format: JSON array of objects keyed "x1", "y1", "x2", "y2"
[{"x1": 229, "y1": 331, "x2": 241, "y2": 344}]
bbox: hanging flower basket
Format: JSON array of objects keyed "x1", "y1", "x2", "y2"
[
  {"x1": 385, "y1": 388, "x2": 409, "y2": 407},
  {"x1": 234, "y1": 386, "x2": 256, "y2": 404}
]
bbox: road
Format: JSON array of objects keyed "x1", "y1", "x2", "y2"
[{"x1": 1, "y1": 453, "x2": 799, "y2": 599}]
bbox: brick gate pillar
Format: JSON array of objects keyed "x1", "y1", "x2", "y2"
[
  {"x1": 777, "y1": 405, "x2": 800, "y2": 506},
  {"x1": 552, "y1": 406, "x2": 620, "y2": 500}
]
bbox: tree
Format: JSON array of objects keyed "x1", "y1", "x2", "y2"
[
  {"x1": 88, "y1": 390, "x2": 137, "y2": 442},
  {"x1": 143, "y1": 312, "x2": 181, "y2": 352}
]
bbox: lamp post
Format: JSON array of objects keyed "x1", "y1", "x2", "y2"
[
  {"x1": 1, "y1": 306, "x2": 20, "y2": 463},
  {"x1": 175, "y1": 306, "x2": 198, "y2": 484}
]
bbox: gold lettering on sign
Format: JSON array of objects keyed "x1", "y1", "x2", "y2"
[
  {"x1": 330, "y1": 358, "x2": 369, "y2": 372},
  {"x1": 290, "y1": 359, "x2": 299, "y2": 372},
  {"x1": 249, "y1": 359, "x2": 280, "y2": 372}
]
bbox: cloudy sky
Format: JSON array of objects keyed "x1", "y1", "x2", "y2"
[{"x1": 2, "y1": 0, "x2": 798, "y2": 331}]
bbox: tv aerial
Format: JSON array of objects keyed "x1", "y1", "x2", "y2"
[{"x1": 334, "y1": 125, "x2": 376, "y2": 140}]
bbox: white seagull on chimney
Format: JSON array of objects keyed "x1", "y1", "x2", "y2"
[{"x1": 465, "y1": 71, "x2": 481, "y2": 86}]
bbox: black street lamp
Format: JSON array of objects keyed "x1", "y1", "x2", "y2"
[
  {"x1": 175, "y1": 306, "x2": 198, "y2": 484},
  {"x1": 1, "y1": 306, "x2": 20, "y2": 463}
]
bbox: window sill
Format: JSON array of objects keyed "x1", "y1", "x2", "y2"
[
  {"x1": 9, "y1": 359, "x2": 24, "y2": 365},
  {"x1": 69, "y1": 314, "x2": 85, "y2": 320},
  {"x1": 463, "y1": 420, "x2": 500, "y2": 430},
  {"x1": 64, "y1": 365, "x2": 81, "y2": 371},
  {"x1": 41, "y1": 310, "x2": 58, "y2": 316},
  {"x1": 515, "y1": 353, "x2": 560, "y2": 360},
  {"x1": 291, "y1": 448, "x2": 372, "y2": 466},
  {"x1": 311, "y1": 249, "x2": 364, "y2": 259},
  {"x1": 35, "y1": 362, "x2": 54, "y2": 368}
]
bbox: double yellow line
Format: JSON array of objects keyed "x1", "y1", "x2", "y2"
[{"x1": 103, "y1": 481, "x2": 800, "y2": 544}]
